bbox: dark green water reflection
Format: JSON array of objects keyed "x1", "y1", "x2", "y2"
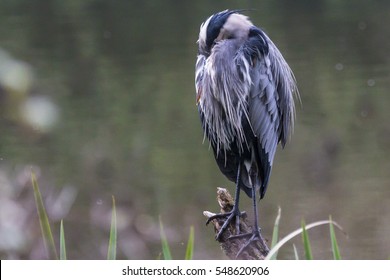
[{"x1": 0, "y1": 0, "x2": 389, "y2": 259}]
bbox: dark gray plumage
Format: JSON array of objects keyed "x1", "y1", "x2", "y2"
[{"x1": 195, "y1": 10, "x2": 297, "y2": 254}]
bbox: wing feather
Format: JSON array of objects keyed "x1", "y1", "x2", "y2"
[{"x1": 239, "y1": 27, "x2": 296, "y2": 198}]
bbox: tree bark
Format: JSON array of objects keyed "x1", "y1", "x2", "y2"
[{"x1": 203, "y1": 187, "x2": 269, "y2": 260}]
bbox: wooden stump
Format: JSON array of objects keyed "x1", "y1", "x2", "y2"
[{"x1": 203, "y1": 187, "x2": 269, "y2": 260}]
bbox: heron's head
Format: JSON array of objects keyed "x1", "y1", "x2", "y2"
[{"x1": 197, "y1": 10, "x2": 253, "y2": 56}]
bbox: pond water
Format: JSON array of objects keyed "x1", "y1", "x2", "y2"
[{"x1": 0, "y1": 0, "x2": 389, "y2": 259}]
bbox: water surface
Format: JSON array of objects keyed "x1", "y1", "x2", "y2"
[{"x1": 0, "y1": 0, "x2": 389, "y2": 259}]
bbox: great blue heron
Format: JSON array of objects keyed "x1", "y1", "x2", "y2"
[{"x1": 195, "y1": 10, "x2": 298, "y2": 254}]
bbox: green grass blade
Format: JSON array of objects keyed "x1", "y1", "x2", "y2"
[
  {"x1": 292, "y1": 244, "x2": 299, "y2": 260},
  {"x1": 266, "y1": 220, "x2": 343, "y2": 260},
  {"x1": 107, "y1": 196, "x2": 117, "y2": 260},
  {"x1": 60, "y1": 220, "x2": 67, "y2": 260},
  {"x1": 185, "y1": 226, "x2": 195, "y2": 260},
  {"x1": 31, "y1": 172, "x2": 58, "y2": 260},
  {"x1": 301, "y1": 220, "x2": 313, "y2": 260},
  {"x1": 159, "y1": 217, "x2": 172, "y2": 260},
  {"x1": 329, "y1": 216, "x2": 341, "y2": 260},
  {"x1": 270, "y1": 207, "x2": 282, "y2": 260}
]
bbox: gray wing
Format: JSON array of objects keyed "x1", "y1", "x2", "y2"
[
  {"x1": 248, "y1": 55, "x2": 280, "y2": 198},
  {"x1": 239, "y1": 27, "x2": 297, "y2": 198},
  {"x1": 249, "y1": 55, "x2": 280, "y2": 166},
  {"x1": 266, "y1": 36, "x2": 297, "y2": 147}
]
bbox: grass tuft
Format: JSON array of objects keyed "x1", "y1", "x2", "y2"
[
  {"x1": 159, "y1": 217, "x2": 172, "y2": 260},
  {"x1": 107, "y1": 196, "x2": 117, "y2": 260},
  {"x1": 31, "y1": 171, "x2": 58, "y2": 259},
  {"x1": 266, "y1": 218, "x2": 344, "y2": 260},
  {"x1": 292, "y1": 244, "x2": 299, "y2": 260},
  {"x1": 301, "y1": 220, "x2": 313, "y2": 260},
  {"x1": 185, "y1": 226, "x2": 195, "y2": 260},
  {"x1": 329, "y1": 215, "x2": 341, "y2": 260},
  {"x1": 60, "y1": 220, "x2": 67, "y2": 260},
  {"x1": 159, "y1": 218, "x2": 195, "y2": 260},
  {"x1": 270, "y1": 207, "x2": 282, "y2": 260}
]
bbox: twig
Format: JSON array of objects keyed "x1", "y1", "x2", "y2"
[{"x1": 203, "y1": 187, "x2": 269, "y2": 260}]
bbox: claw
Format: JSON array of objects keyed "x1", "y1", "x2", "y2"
[
  {"x1": 234, "y1": 230, "x2": 260, "y2": 258},
  {"x1": 206, "y1": 209, "x2": 246, "y2": 240},
  {"x1": 229, "y1": 228, "x2": 269, "y2": 258}
]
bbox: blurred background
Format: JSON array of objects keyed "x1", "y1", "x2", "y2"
[{"x1": 0, "y1": 0, "x2": 389, "y2": 260}]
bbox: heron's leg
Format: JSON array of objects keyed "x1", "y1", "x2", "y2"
[
  {"x1": 251, "y1": 182, "x2": 260, "y2": 236},
  {"x1": 206, "y1": 162, "x2": 244, "y2": 240},
  {"x1": 229, "y1": 166, "x2": 269, "y2": 258}
]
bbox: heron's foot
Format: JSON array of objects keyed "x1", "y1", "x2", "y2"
[
  {"x1": 206, "y1": 209, "x2": 246, "y2": 241},
  {"x1": 229, "y1": 228, "x2": 267, "y2": 258}
]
